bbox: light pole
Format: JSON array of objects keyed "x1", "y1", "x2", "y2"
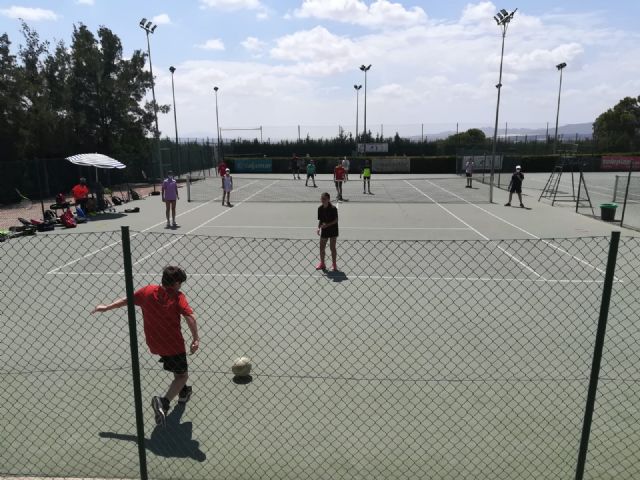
[
  {"x1": 359, "y1": 64, "x2": 371, "y2": 142},
  {"x1": 213, "y1": 86, "x2": 222, "y2": 164},
  {"x1": 139, "y1": 18, "x2": 163, "y2": 182},
  {"x1": 489, "y1": 8, "x2": 517, "y2": 204},
  {"x1": 553, "y1": 62, "x2": 567, "y2": 154},
  {"x1": 354, "y1": 84, "x2": 362, "y2": 153},
  {"x1": 169, "y1": 66, "x2": 181, "y2": 177}
]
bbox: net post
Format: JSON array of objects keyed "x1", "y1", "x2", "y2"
[
  {"x1": 574, "y1": 230, "x2": 620, "y2": 480},
  {"x1": 619, "y1": 163, "x2": 633, "y2": 228},
  {"x1": 121, "y1": 226, "x2": 149, "y2": 480},
  {"x1": 187, "y1": 174, "x2": 192, "y2": 202}
]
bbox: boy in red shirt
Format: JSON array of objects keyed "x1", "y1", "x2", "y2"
[
  {"x1": 334, "y1": 160, "x2": 346, "y2": 201},
  {"x1": 92, "y1": 266, "x2": 200, "y2": 427},
  {"x1": 71, "y1": 178, "x2": 90, "y2": 212}
]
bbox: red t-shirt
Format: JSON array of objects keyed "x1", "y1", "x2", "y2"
[
  {"x1": 334, "y1": 165, "x2": 346, "y2": 181},
  {"x1": 71, "y1": 184, "x2": 89, "y2": 201},
  {"x1": 133, "y1": 285, "x2": 194, "y2": 356},
  {"x1": 217, "y1": 163, "x2": 227, "y2": 177}
]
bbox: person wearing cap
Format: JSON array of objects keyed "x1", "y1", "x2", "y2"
[
  {"x1": 71, "y1": 177, "x2": 90, "y2": 213},
  {"x1": 222, "y1": 168, "x2": 233, "y2": 207},
  {"x1": 162, "y1": 171, "x2": 179, "y2": 228},
  {"x1": 217, "y1": 160, "x2": 228, "y2": 183},
  {"x1": 505, "y1": 165, "x2": 525, "y2": 208}
]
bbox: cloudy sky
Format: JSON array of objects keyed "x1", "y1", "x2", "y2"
[{"x1": 2, "y1": 0, "x2": 640, "y2": 139}]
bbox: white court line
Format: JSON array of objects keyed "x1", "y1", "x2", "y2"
[
  {"x1": 405, "y1": 181, "x2": 543, "y2": 279},
  {"x1": 198, "y1": 225, "x2": 470, "y2": 231},
  {"x1": 422, "y1": 179, "x2": 609, "y2": 277},
  {"x1": 46, "y1": 181, "x2": 259, "y2": 274},
  {"x1": 129, "y1": 181, "x2": 279, "y2": 268},
  {"x1": 45, "y1": 271, "x2": 611, "y2": 284}
]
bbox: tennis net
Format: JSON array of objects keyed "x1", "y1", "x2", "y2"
[
  {"x1": 186, "y1": 175, "x2": 490, "y2": 204},
  {"x1": 613, "y1": 175, "x2": 640, "y2": 204}
]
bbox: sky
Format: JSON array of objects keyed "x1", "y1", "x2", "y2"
[{"x1": 1, "y1": 0, "x2": 640, "y2": 140}]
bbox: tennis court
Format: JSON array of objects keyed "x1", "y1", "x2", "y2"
[{"x1": 2, "y1": 174, "x2": 640, "y2": 480}]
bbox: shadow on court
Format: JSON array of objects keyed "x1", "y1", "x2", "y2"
[
  {"x1": 324, "y1": 270, "x2": 348, "y2": 282},
  {"x1": 99, "y1": 403, "x2": 206, "y2": 462}
]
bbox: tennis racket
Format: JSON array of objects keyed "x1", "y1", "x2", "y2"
[{"x1": 7, "y1": 189, "x2": 33, "y2": 211}]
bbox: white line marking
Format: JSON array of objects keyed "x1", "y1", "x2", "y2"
[
  {"x1": 129, "y1": 181, "x2": 279, "y2": 268},
  {"x1": 422, "y1": 179, "x2": 609, "y2": 276},
  {"x1": 46, "y1": 181, "x2": 259, "y2": 274},
  {"x1": 405, "y1": 180, "x2": 543, "y2": 279},
  {"x1": 45, "y1": 271, "x2": 611, "y2": 284},
  {"x1": 198, "y1": 225, "x2": 471, "y2": 231}
]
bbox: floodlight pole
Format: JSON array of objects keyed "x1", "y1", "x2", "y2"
[
  {"x1": 360, "y1": 64, "x2": 371, "y2": 142},
  {"x1": 554, "y1": 62, "x2": 567, "y2": 154},
  {"x1": 140, "y1": 19, "x2": 163, "y2": 181},
  {"x1": 490, "y1": 8, "x2": 517, "y2": 204},
  {"x1": 169, "y1": 66, "x2": 181, "y2": 177},
  {"x1": 354, "y1": 84, "x2": 362, "y2": 153},
  {"x1": 214, "y1": 86, "x2": 222, "y2": 163}
]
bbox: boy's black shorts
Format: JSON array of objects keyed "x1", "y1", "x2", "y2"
[{"x1": 159, "y1": 353, "x2": 188, "y2": 374}]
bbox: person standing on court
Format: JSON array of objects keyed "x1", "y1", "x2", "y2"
[
  {"x1": 360, "y1": 159, "x2": 372, "y2": 194},
  {"x1": 334, "y1": 159, "x2": 346, "y2": 201},
  {"x1": 291, "y1": 153, "x2": 300, "y2": 180},
  {"x1": 464, "y1": 159, "x2": 474, "y2": 188},
  {"x1": 91, "y1": 266, "x2": 199, "y2": 428},
  {"x1": 505, "y1": 165, "x2": 525, "y2": 208},
  {"x1": 342, "y1": 156, "x2": 351, "y2": 182},
  {"x1": 317, "y1": 192, "x2": 339, "y2": 272},
  {"x1": 161, "y1": 171, "x2": 179, "y2": 228},
  {"x1": 217, "y1": 159, "x2": 227, "y2": 186},
  {"x1": 305, "y1": 159, "x2": 317, "y2": 187},
  {"x1": 222, "y1": 168, "x2": 233, "y2": 207}
]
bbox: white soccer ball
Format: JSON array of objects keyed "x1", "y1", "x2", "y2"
[{"x1": 232, "y1": 357, "x2": 252, "y2": 377}]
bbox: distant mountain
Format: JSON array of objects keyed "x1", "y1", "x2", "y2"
[{"x1": 416, "y1": 122, "x2": 593, "y2": 141}]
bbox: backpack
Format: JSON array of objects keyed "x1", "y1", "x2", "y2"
[
  {"x1": 44, "y1": 210, "x2": 57, "y2": 222},
  {"x1": 60, "y1": 208, "x2": 77, "y2": 228},
  {"x1": 55, "y1": 193, "x2": 66, "y2": 205},
  {"x1": 111, "y1": 195, "x2": 123, "y2": 206},
  {"x1": 130, "y1": 189, "x2": 140, "y2": 200}
]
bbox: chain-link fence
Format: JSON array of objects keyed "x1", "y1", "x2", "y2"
[{"x1": 1, "y1": 230, "x2": 639, "y2": 479}]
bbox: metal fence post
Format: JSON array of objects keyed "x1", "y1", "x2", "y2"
[
  {"x1": 574, "y1": 230, "x2": 621, "y2": 480},
  {"x1": 121, "y1": 226, "x2": 149, "y2": 480}
]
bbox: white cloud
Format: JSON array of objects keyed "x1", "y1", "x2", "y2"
[
  {"x1": 242, "y1": 36, "x2": 267, "y2": 52},
  {"x1": 76, "y1": 0, "x2": 95, "y2": 5},
  {"x1": 152, "y1": 14, "x2": 171, "y2": 25},
  {"x1": 196, "y1": 38, "x2": 226, "y2": 50},
  {"x1": 293, "y1": 0, "x2": 427, "y2": 28},
  {"x1": 0, "y1": 5, "x2": 59, "y2": 21},
  {"x1": 199, "y1": 0, "x2": 263, "y2": 11},
  {"x1": 150, "y1": 2, "x2": 640, "y2": 137}
]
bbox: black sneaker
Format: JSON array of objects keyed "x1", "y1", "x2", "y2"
[
  {"x1": 504, "y1": 203, "x2": 511, "y2": 206},
  {"x1": 520, "y1": 204, "x2": 525, "y2": 208},
  {"x1": 151, "y1": 396, "x2": 169, "y2": 427},
  {"x1": 178, "y1": 385, "x2": 192, "y2": 404}
]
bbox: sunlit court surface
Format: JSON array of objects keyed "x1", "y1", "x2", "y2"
[{"x1": 2, "y1": 171, "x2": 640, "y2": 480}]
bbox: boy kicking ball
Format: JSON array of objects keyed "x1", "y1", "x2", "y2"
[{"x1": 92, "y1": 266, "x2": 200, "y2": 427}]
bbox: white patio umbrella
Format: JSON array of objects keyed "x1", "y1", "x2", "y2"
[{"x1": 65, "y1": 153, "x2": 126, "y2": 182}]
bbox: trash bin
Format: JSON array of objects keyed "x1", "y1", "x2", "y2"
[{"x1": 600, "y1": 203, "x2": 618, "y2": 221}]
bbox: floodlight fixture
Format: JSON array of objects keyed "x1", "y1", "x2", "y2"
[
  {"x1": 140, "y1": 18, "x2": 147, "y2": 27},
  {"x1": 169, "y1": 66, "x2": 176, "y2": 74},
  {"x1": 151, "y1": 25, "x2": 157, "y2": 33},
  {"x1": 553, "y1": 62, "x2": 567, "y2": 153},
  {"x1": 359, "y1": 65, "x2": 372, "y2": 141},
  {"x1": 489, "y1": 7, "x2": 517, "y2": 203}
]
